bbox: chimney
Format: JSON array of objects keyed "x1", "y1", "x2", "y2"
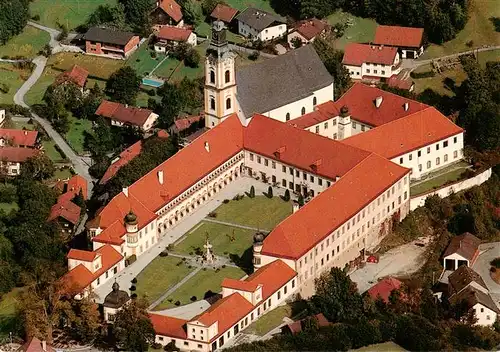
[
  {"x1": 123, "y1": 187, "x2": 128, "y2": 197},
  {"x1": 24, "y1": 130, "x2": 28, "y2": 135},
  {"x1": 403, "y1": 102, "x2": 409, "y2": 111},
  {"x1": 158, "y1": 170, "x2": 164, "y2": 185},
  {"x1": 375, "y1": 96, "x2": 383, "y2": 108},
  {"x1": 204, "y1": 141, "x2": 210, "y2": 152},
  {"x1": 42, "y1": 341, "x2": 47, "y2": 351}
]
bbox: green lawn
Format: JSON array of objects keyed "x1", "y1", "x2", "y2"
[
  {"x1": 42, "y1": 140, "x2": 66, "y2": 162},
  {"x1": 155, "y1": 266, "x2": 246, "y2": 310},
  {"x1": 245, "y1": 304, "x2": 291, "y2": 336},
  {"x1": 135, "y1": 256, "x2": 194, "y2": 304},
  {"x1": 153, "y1": 57, "x2": 181, "y2": 80},
  {"x1": 327, "y1": 11, "x2": 378, "y2": 50},
  {"x1": 0, "y1": 64, "x2": 30, "y2": 105},
  {"x1": 49, "y1": 52, "x2": 124, "y2": 80},
  {"x1": 410, "y1": 163, "x2": 470, "y2": 195},
  {"x1": 0, "y1": 288, "x2": 21, "y2": 339},
  {"x1": 169, "y1": 43, "x2": 209, "y2": 82},
  {"x1": 127, "y1": 43, "x2": 165, "y2": 77},
  {"x1": 224, "y1": 0, "x2": 277, "y2": 14},
  {"x1": 413, "y1": 65, "x2": 468, "y2": 96},
  {"x1": 52, "y1": 168, "x2": 73, "y2": 181},
  {"x1": 212, "y1": 195, "x2": 292, "y2": 230},
  {"x1": 196, "y1": 22, "x2": 245, "y2": 43},
  {"x1": 476, "y1": 49, "x2": 500, "y2": 68},
  {"x1": 11, "y1": 120, "x2": 35, "y2": 130},
  {"x1": 136, "y1": 89, "x2": 160, "y2": 108},
  {"x1": 65, "y1": 114, "x2": 93, "y2": 155},
  {"x1": 0, "y1": 26, "x2": 50, "y2": 58},
  {"x1": 420, "y1": 0, "x2": 500, "y2": 59},
  {"x1": 173, "y1": 222, "x2": 254, "y2": 259},
  {"x1": 25, "y1": 67, "x2": 59, "y2": 106},
  {"x1": 30, "y1": 0, "x2": 117, "y2": 30},
  {"x1": 0, "y1": 202, "x2": 19, "y2": 214}
]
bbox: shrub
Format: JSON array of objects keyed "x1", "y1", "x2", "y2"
[
  {"x1": 150, "y1": 51, "x2": 157, "y2": 58},
  {"x1": 283, "y1": 189, "x2": 291, "y2": 202},
  {"x1": 167, "y1": 244, "x2": 174, "y2": 251},
  {"x1": 249, "y1": 51, "x2": 260, "y2": 61},
  {"x1": 190, "y1": 296, "x2": 197, "y2": 302},
  {"x1": 189, "y1": 251, "x2": 193, "y2": 255},
  {"x1": 222, "y1": 264, "x2": 226, "y2": 268},
  {"x1": 147, "y1": 89, "x2": 156, "y2": 96},
  {"x1": 168, "y1": 298, "x2": 173, "y2": 303},
  {"x1": 131, "y1": 278, "x2": 137, "y2": 284},
  {"x1": 223, "y1": 199, "x2": 230, "y2": 204},
  {"x1": 174, "y1": 300, "x2": 181, "y2": 306},
  {"x1": 204, "y1": 290, "x2": 215, "y2": 299},
  {"x1": 266, "y1": 186, "x2": 273, "y2": 198},
  {"x1": 127, "y1": 254, "x2": 137, "y2": 265},
  {"x1": 184, "y1": 48, "x2": 201, "y2": 68},
  {"x1": 410, "y1": 70, "x2": 435, "y2": 79},
  {"x1": 130, "y1": 285, "x2": 136, "y2": 291},
  {"x1": 249, "y1": 185, "x2": 255, "y2": 198},
  {"x1": 0, "y1": 184, "x2": 17, "y2": 203},
  {"x1": 215, "y1": 268, "x2": 220, "y2": 272},
  {"x1": 490, "y1": 258, "x2": 500, "y2": 268},
  {"x1": 151, "y1": 343, "x2": 162, "y2": 350},
  {"x1": 298, "y1": 193, "x2": 305, "y2": 206},
  {"x1": 202, "y1": 267, "x2": 207, "y2": 271},
  {"x1": 0, "y1": 84, "x2": 10, "y2": 94},
  {"x1": 164, "y1": 341, "x2": 180, "y2": 351},
  {"x1": 223, "y1": 251, "x2": 228, "y2": 255},
  {"x1": 208, "y1": 211, "x2": 217, "y2": 218},
  {"x1": 131, "y1": 293, "x2": 138, "y2": 299},
  {"x1": 136, "y1": 59, "x2": 140, "y2": 62},
  {"x1": 159, "y1": 250, "x2": 169, "y2": 257}
]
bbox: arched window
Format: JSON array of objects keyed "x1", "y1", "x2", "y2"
[
  {"x1": 313, "y1": 96, "x2": 317, "y2": 106},
  {"x1": 226, "y1": 98, "x2": 231, "y2": 110},
  {"x1": 301, "y1": 107, "x2": 306, "y2": 115},
  {"x1": 210, "y1": 97, "x2": 215, "y2": 110},
  {"x1": 285, "y1": 113, "x2": 290, "y2": 121},
  {"x1": 225, "y1": 70, "x2": 230, "y2": 83},
  {"x1": 210, "y1": 70, "x2": 215, "y2": 84}
]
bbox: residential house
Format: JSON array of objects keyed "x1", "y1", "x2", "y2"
[
  {"x1": 48, "y1": 200, "x2": 82, "y2": 234},
  {"x1": 0, "y1": 147, "x2": 38, "y2": 176},
  {"x1": 100, "y1": 141, "x2": 143, "y2": 185},
  {"x1": 151, "y1": 0, "x2": 183, "y2": 27},
  {"x1": 210, "y1": 4, "x2": 239, "y2": 26},
  {"x1": 235, "y1": 8, "x2": 286, "y2": 42},
  {"x1": 367, "y1": 277, "x2": 403, "y2": 303},
  {"x1": 154, "y1": 26, "x2": 197, "y2": 53},
  {"x1": 96, "y1": 100, "x2": 159, "y2": 132},
  {"x1": 169, "y1": 115, "x2": 203, "y2": 135},
  {"x1": 342, "y1": 43, "x2": 402, "y2": 81},
  {"x1": 283, "y1": 313, "x2": 331, "y2": 334},
  {"x1": 83, "y1": 27, "x2": 140, "y2": 59},
  {"x1": 373, "y1": 25, "x2": 425, "y2": 59},
  {"x1": 287, "y1": 18, "x2": 328, "y2": 47},
  {"x1": 442, "y1": 233, "x2": 481, "y2": 271},
  {"x1": 17, "y1": 337, "x2": 55, "y2": 352},
  {"x1": 54, "y1": 65, "x2": 89, "y2": 92},
  {"x1": 0, "y1": 129, "x2": 38, "y2": 148},
  {"x1": 447, "y1": 266, "x2": 499, "y2": 326},
  {"x1": 55, "y1": 174, "x2": 89, "y2": 202}
]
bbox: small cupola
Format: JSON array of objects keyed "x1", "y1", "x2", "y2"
[
  {"x1": 124, "y1": 210, "x2": 138, "y2": 233},
  {"x1": 340, "y1": 105, "x2": 349, "y2": 117}
]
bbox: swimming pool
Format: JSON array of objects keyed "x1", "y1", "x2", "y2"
[{"x1": 142, "y1": 77, "x2": 164, "y2": 88}]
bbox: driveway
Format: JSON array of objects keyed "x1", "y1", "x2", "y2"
[
  {"x1": 350, "y1": 239, "x2": 428, "y2": 293},
  {"x1": 472, "y1": 242, "x2": 500, "y2": 307}
]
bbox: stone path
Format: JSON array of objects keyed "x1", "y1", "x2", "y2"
[
  {"x1": 203, "y1": 218, "x2": 270, "y2": 233},
  {"x1": 148, "y1": 266, "x2": 202, "y2": 310}
]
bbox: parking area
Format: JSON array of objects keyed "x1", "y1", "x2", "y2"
[{"x1": 472, "y1": 242, "x2": 500, "y2": 305}]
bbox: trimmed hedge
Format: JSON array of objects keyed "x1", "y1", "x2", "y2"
[{"x1": 410, "y1": 70, "x2": 436, "y2": 79}]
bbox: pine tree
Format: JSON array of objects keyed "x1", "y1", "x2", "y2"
[
  {"x1": 267, "y1": 186, "x2": 273, "y2": 198},
  {"x1": 249, "y1": 185, "x2": 255, "y2": 198}
]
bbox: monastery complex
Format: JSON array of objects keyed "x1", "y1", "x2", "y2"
[{"x1": 63, "y1": 22, "x2": 465, "y2": 352}]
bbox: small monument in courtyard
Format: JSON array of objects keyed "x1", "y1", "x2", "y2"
[{"x1": 203, "y1": 236, "x2": 214, "y2": 264}]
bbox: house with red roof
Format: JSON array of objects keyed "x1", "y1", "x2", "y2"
[
  {"x1": 48, "y1": 200, "x2": 82, "y2": 233},
  {"x1": 83, "y1": 27, "x2": 140, "y2": 59},
  {"x1": 96, "y1": 100, "x2": 159, "y2": 132},
  {"x1": 0, "y1": 147, "x2": 39, "y2": 176},
  {"x1": 442, "y1": 233, "x2": 481, "y2": 271},
  {"x1": 55, "y1": 65, "x2": 89, "y2": 92},
  {"x1": 169, "y1": 115, "x2": 203, "y2": 135},
  {"x1": 154, "y1": 26, "x2": 197, "y2": 53},
  {"x1": 367, "y1": 277, "x2": 402, "y2": 303},
  {"x1": 343, "y1": 43, "x2": 402, "y2": 82},
  {"x1": 151, "y1": 0, "x2": 184, "y2": 27},
  {"x1": 100, "y1": 141, "x2": 143, "y2": 185},
  {"x1": 17, "y1": 336, "x2": 55, "y2": 352},
  {"x1": 287, "y1": 18, "x2": 329, "y2": 47},
  {"x1": 210, "y1": 4, "x2": 239, "y2": 25},
  {"x1": 374, "y1": 25, "x2": 425, "y2": 59},
  {"x1": 0, "y1": 128, "x2": 38, "y2": 148}
]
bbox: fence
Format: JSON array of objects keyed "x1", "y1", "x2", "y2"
[{"x1": 409, "y1": 168, "x2": 492, "y2": 210}]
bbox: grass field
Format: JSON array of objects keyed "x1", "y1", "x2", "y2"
[
  {"x1": 476, "y1": 49, "x2": 500, "y2": 67},
  {"x1": 413, "y1": 64, "x2": 468, "y2": 96},
  {"x1": 52, "y1": 168, "x2": 73, "y2": 181},
  {"x1": 30, "y1": 0, "x2": 117, "y2": 30},
  {"x1": 0, "y1": 288, "x2": 21, "y2": 339},
  {"x1": 49, "y1": 52, "x2": 124, "y2": 80},
  {"x1": 327, "y1": 11, "x2": 378, "y2": 50},
  {"x1": 168, "y1": 43, "x2": 209, "y2": 82},
  {"x1": 148, "y1": 57, "x2": 180, "y2": 80},
  {"x1": 410, "y1": 162, "x2": 470, "y2": 195},
  {"x1": 0, "y1": 26, "x2": 50, "y2": 58},
  {"x1": 155, "y1": 266, "x2": 245, "y2": 309},
  {"x1": 0, "y1": 64, "x2": 30, "y2": 105},
  {"x1": 421, "y1": 0, "x2": 500, "y2": 59},
  {"x1": 24, "y1": 67, "x2": 59, "y2": 106},
  {"x1": 65, "y1": 114, "x2": 93, "y2": 155},
  {"x1": 42, "y1": 140, "x2": 66, "y2": 162},
  {"x1": 135, "y1": 256, "x2": 194, "y2": 304},
  {"x1": 173, "y1": 222, "x2": 254, "y2": 259},
  {"x1": 212, "y1": 195, "x2": 292, "y2": 230},
  {"x1": 196, "y1": 22, "x2": 245, "y2": 43},
  {"x1": 245, "y1": 304, "x2": 291, "y2": 336},
  {"x1": 352, "y1": 342, "x2": 406, "y2": 352},
  {"x1": 127, "y1": 43, "x2": 165, "y2": 77},
  {"x1": 224, "y1": 0, "x2": 276, "y2": 13}
]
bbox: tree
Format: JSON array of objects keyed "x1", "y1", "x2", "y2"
[
  {"x1": 72, "y1": 189, "x2": 86, "y2": 209},
  {"x1": 184, "y1": 48, "x2": 201, "y2": 68},
  {"x1": 112, "y1": 298, "x2": 155, "y2": 351},
  {"x1": 120, "y1": 0, "x2": 154, "y2": 36},
  {"x1": 297, "y1": 193, "x2": 304, "y2": 206},
  {"x1": 106, "y1": 66, "x2": 141, "y2": 105},
  {"x1": 283, "y1": 189, "x2": 290, "y2": 202},
  {"x1": 70, "y1": 296, "x2": 102, "y2": 343},
  {"x1": 182, "y1": 0, "x2": 203, "y2": 26},
  {"x1": 85, "y1": 4, "x2": 126, "y2": 30},
  {"x1": 291, "y1": 36, "x2": 303, "y2": 48},
  {"x1": 267, "y1": 186, "x2": 273, "y2": 198},
  {"x1": 201, "y1": 0, "x2": 223, "y2": 15},
  {"x1": 309, "y1": 267, "x2": 363, "y2": 323},
  {"x1": 74, "y1": 83, "x2": 105, "y2": 120},
  {"x1": 0, "y1": 0, "x2": 30, "y2": 45},
  {"x1": 21, "y1": 154, "x2": 55, "y2": 181}
]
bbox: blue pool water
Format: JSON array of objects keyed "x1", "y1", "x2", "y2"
[{"x1": 142, "y1": 78, "x2": 164, "y2": 88}]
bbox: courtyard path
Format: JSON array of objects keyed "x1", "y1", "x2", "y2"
[{"x1": 203, "y1": 218, "x2": 271, "y2": 233}]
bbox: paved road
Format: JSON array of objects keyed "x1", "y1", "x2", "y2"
[
  {"x1": 13, "y1": 56, "x2": 94, "y2": 196},
  {"x1": 27, "y1": 21, "x2": 81, "y2": 54}
]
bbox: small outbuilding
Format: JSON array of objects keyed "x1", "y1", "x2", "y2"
[{"x1": 442, "y1": 233, "x2": 480, "y2": 271}]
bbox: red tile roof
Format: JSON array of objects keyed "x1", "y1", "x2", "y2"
[
  {"x1": 61, "y1": 245, "x2": 123, "y2": 295},
  {"x1": 96, "y1": 100, "x2": 154, "y2": 127},
  {"x1": 374, "y1": 25, "x2": 424, "y2": 49},
  {"x1": 158, "y1": 0, "x2": 183, "y2": 22},
  {"x1": 0, "y1": 147, "x2": 38, "y2": 163},
  {"x1": 287, "y1": 100, "x2": 339, "y2": 129},
  {"x1": 241, "y1": 259, "x2": 296, "y2": 300},
  {"x1": 367, "y1": 277, "x2": 402, "y2": 303},
  {"x1": 157, "y1": 26, "x2": 193, "y2": 42},
  {"x1": 68, "y1": 248, "x2": 97, "y2": 262},
  {"x1": 92, "y1": 115, "x2": 243, "y2": 244},
  {"x1": 292, "y1": 18, "x2": 328, "y2": 41},
  {"x1": 210, "y1": 4, "x2": 239, "y2": 23},
  {"x1": 100, "y1": 141, "x2": 143, "y2": 185},
  {"x1": 150, "y1": 314, "x2": 188, "y2": 339},
  {"x1": 443, "y1": 233, "x2": 481, "y2": 263},
  {"x1": 18, "y1": 337, "x2": 56, "y2": 352},
  {"x1": 343, "y1": 43, "x2": 398, "y2": 66},
  {"x1": 244, "y1": 114, "x2": 370, "y2": 180},
  {"x1": 55, "y1": 65, "x2": 89, "y2": 88},
  {"x1": 193, "y1": 293, "x2": 254, "y2": 341},
  {"x1": 222, "y1": 278, "x2": 259, "y2": 292},
  {"x1": 57, "y1": 175, "x2": 88, "y2": 203},
  {"x1": 0, "y1": 129, "x2": 38, "y2": 147},
  {"x1": 157, "y1": 129, "x2": 170, "y2": 139},
  {"x1": 48, "y1": 200, "x2": 81, "y2": 225},
  {"x1": 261, "y1": 154, "x2": 410, "y2": 260},
  {"x1": 333, "y1": 83, "x2": 428, "y2": 127},
  {"x1": 174, "y1": 115, "x2": 202, "y2": 132},
  {"x1": 387, "y1": 75, "x2": 414, "y2": 91},
  {"x1": 342, "y1": 107, "x2": 464, "y2": 159}
]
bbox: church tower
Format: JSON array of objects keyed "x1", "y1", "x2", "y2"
[{"x1": 204, "y1": 20, "x2": 237, "y2": 128}]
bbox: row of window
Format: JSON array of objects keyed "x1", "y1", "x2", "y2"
[
  {"x1": 209, "y1": 70, "x2": 231, "y2": 85},
  {"x1": 365, "y1": 68, "x2": 387, "y2": 75},
  {"x1": 399, "y1": 151, "x2": 460, "y2": 169}
]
